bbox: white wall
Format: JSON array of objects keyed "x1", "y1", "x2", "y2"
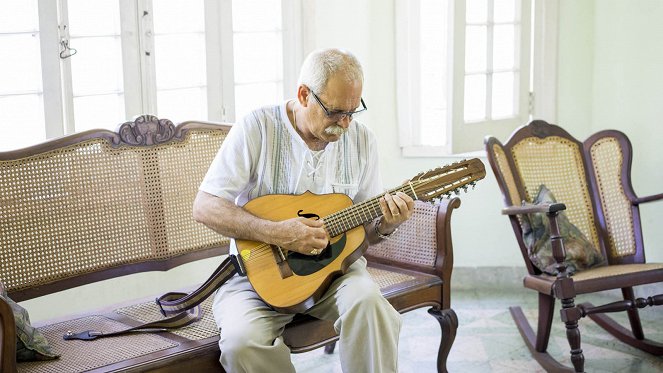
[{"x1": 556, "y1": 0, "x2": 663, "y2": 261}]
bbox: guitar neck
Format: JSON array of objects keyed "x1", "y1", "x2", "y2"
[{"x1": 324, "y1": 184, "x2": 416, "y2": 237}]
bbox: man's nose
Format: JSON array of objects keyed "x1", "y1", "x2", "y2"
[{"x1": 337, "y1": 115, "x2": 352, "y2": 127}]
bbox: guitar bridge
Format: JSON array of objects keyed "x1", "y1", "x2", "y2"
[{"x1": 272, "y1": 245, "x2": 293, "y2": 279}]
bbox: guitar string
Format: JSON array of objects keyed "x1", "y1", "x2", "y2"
[{"x1": 240, "y1": 184, "x2": 418, "y2": 265}]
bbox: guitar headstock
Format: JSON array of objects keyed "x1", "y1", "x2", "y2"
[{"x1": 407, "y1": 158, "x2": 486, "y2": 202}]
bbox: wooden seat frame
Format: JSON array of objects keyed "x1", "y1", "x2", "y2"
[{"x1": 485, "y1": 120, "x2": 663, "y2": 372}]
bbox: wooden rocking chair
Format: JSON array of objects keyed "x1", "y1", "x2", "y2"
[{"x1": 484, "y1": 120, "x2": 663, "y2": 372}]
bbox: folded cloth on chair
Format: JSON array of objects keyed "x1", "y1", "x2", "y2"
[
  {"x1": 521, "y1": 184, "x2": 607, "y2": 275},
  {"x1": 0, "y1": 280, "x2": 60, "y2": 362}
]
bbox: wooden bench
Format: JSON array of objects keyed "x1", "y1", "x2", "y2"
[{"x1": 0, "y1": 115, "x2": 460, "y2": 372}]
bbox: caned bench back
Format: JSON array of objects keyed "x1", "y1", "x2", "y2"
[{"x1": 0, "y1": 116, "x2": 231, "y2": 301}]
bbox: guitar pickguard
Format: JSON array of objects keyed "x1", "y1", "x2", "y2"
[{"x1": 286, "y1": 233, "x2": 347, "y2": 276}]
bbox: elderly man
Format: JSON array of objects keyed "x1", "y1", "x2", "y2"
[{"x1": 193, "y1": 48, "x2": 414, "y2": 372}]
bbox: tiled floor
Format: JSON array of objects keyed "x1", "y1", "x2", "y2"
[{"x1": 291, "y1": 286, "x2": 663, "y2": 372}]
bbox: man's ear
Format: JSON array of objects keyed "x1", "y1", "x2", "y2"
[{"x1": 297, "y1": 85, "x2": 310, "y2": 107}]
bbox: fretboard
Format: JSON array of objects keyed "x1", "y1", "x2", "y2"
[{"x1": 323, "y1": 184, "x2": 416, "y2": 237}]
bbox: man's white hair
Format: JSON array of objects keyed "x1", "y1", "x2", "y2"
[{"x1": 297, "y1": 48, "x2": 364, "y2": 95}]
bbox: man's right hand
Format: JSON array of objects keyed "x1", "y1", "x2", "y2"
[
  {"x1": 193, "y1": 191, "x2": 329, "y2": 256},
  {"x1": 275, "y1": 217, "x2": 329, "y2": 255}
]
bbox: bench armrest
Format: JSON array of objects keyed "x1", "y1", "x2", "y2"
[{"x1": 0, "y1": 297, "x2": 17, "y2": 373}]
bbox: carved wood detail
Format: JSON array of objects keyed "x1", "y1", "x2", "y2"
[
  {"x1": 530, "y1": 120, "x2": 553, "y2": 138},
  {"x1": 117, "y1": 115, "x2": 178, "y2": 146}
]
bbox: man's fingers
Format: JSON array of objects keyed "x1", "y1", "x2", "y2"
[
  {"x1": 298, "y1": 217, "x2": 324, "y2": 227},
  {"x1": 383, "y1": 193, "x2": 400, "y2": 216}
]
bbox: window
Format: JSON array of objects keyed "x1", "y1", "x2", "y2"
[
  {"x1": 232, "y1": 0, "x2": 285, "y2": 119},
  {"x1": 67, "y1": 0, "x2": 126, "y2": 132},
  {"x1": 0, "y1": 0, "x2": 46, "y2": 149},
  {"x1": 0, "y1": 0, "x2": 299, "y2": 151},
  {"x1": 152, "y1": 0, "x2": 208, "y2": 124},
  {"x1": 396, "y1": 0, "x2": 534, "y2": 155}
]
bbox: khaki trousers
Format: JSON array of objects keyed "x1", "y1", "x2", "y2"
[{"x1": 212, "y1": 257, "x2": 402, "y2": 373}]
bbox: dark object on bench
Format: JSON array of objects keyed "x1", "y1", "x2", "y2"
[
  {"x1": 0, "y1": 115, "x2": 460, "y2": 372},
  {"x1": 485, "y1": 119, "x2": 663, "y2": 372}
]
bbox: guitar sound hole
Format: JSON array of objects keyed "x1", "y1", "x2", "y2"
[{"x1": 287, "y1": 233, "x2": 346, "y2": 276}]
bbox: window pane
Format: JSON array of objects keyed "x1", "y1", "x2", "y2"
[
  {"x1": 68, "y1": 0, "x2": 120, "y2": 36},
  {"x1": 465, "y1": 26, "x2": 487, "y2": 72},
  {"x1": 420, "y1": 108, "x2": 447, "y2": 146},
  {"x1": 70, "y1": 37, "x2": 124, "y2": 95},
  {"x1": 494, "y1": 0, "x2": 517, "y2": 23},
  {"x1": 153, "y1": 0, "x2": 204, "y2": 34},
  {"x1": 0, "y1": 0, "x2": 38, "y2": 33},
  {"x1": 73, "y1": 94, "x2": 124, "y2": 132},
  {"x1": 157, "y1": 88, "x2": 207, "y2": 123},
  {"x1": 0, "y1": 95, "x2": 45, "y2": 150},
  {"x1": 232, "y1": 0, "x2": 282, "y2": 32},
  {"x1": 67, "y1": 0, "x2": 125, "y2": 133},
  {"x1": 232, "y1": 0, "x2": 283, "y2": 120},
  {"x1": 233, "y1": 32, "x2": 282, "y2": 84},
  {"x1": 0, "y1": 34, "x2": 42, "y2": 94},
  {"x1": 492, "y1": 72, "x2": 515, "y2": 118},
  {"x1": 155, "y1": 34, "x2": 207, "y2": 89},
  {"x1": 493, "y1": 24, "x2": 516, "y2": 70},
  {"x1": 235, "y1": 82, "x2": 281, "y2": 120},
  {"x1": 153, "y1": 0, "x2": 208, "y2": 121},
  {"x1": 0, "y1": 1, "x2": 44, "y2": 151},
  {"x1": 464, "y1": 74, "x2": 486, "y2": 122},
  {"x1": 466, "y1": 0, "x2": 487, "y2": 23},
  {"x1": 419, "y1": 0, "x2": 448, "y2": 145}
]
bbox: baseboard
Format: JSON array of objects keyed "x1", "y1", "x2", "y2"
[{"x1": 451, "y1": 266, "x2": 663, "y2": 297}]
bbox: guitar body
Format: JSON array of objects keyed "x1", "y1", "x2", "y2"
[{"x1": 237, "y1": 191, "x2": 368, "y2": 313}]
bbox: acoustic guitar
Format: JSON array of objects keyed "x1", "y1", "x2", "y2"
[{"x1": 235, "y1": 158, "x2": 486, "y2": 313}]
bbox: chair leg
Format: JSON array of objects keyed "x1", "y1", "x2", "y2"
[
  {"x1": 559, "y1": 297, "x2": 585, "y2": 372},
  {"x1": 579, "y1": 293, "x2": 663, "y2": 355},
  {"x1": 510, "y1": 306, "x2": 575, "y2": 373},
  {"x1": 585, "y1": 305, "x2": 663, "y2": 355},
  {"x1": 323, "y1": 342, "x2": 336, "y2": 354},
  {"x1": 621, "y1": 287, "x2": 644, "y2": 340},
  {"x1": 428, "y1": 307, "x2": 458, "y2": 373},
  {"x1": 535, "y1": 293, "x2": 555, "y2": 352},
  {"x1": 547, "y1": 211, "x2": 585, "y2": 372}
]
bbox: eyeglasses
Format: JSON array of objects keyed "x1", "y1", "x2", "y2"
[{"x1": 309, "y1": 89, "x2": 367, "y2": 121}]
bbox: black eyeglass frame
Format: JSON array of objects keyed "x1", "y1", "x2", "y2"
[{"x1": 308, "y1": 89, "x2": 367, "y2": 120}]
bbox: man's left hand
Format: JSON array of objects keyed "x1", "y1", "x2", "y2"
[{"x1": 378, "y1": 191, "x2": 414, "y2": 233}]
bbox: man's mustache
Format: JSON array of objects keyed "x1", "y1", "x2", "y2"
[{"x1": 324, "y1": 125, "x2": 347, "y2": 136}]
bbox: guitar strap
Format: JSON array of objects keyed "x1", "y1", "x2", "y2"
[{"x1": 64, "y1": 255, "x2": 243, "y2": 341}]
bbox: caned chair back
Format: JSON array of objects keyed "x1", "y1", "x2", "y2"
[
  {"x1": 485, "y1": 120, "x2": 644, "y2": 275},
  {"x1": 585, "y1": 130, "x2": 644, "y2": 264}
]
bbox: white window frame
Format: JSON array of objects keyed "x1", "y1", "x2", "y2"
[
  {"x1": 2, "y1": 0, "x2": 302, "y2": 151},
  {"x1": 396, "y1": 0, "x2": 555, "y2": 156}
]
